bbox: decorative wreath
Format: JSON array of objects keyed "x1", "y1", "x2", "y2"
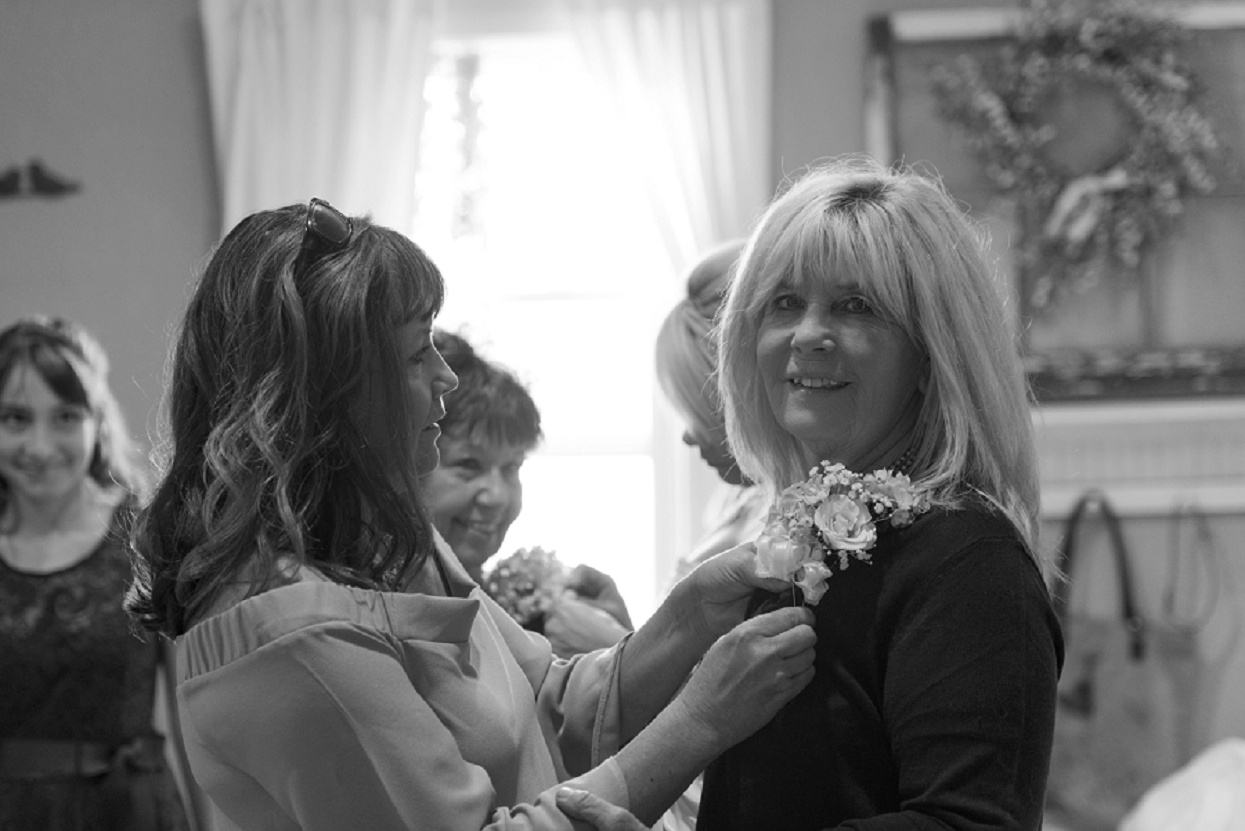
[{"x1": 931, "y1": 0, "x2": 1225, "y2": 313}]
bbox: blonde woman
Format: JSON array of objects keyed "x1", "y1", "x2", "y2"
[{"x1": 698, "y1": 158, "x2": 1062, "y2": 830}]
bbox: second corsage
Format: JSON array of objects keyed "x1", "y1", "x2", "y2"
[{"x1": 481, "y1": 546, "x2": 567, "y2": 631}]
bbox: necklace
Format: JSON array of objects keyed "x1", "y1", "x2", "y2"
[{"x1": 891, "y1": 444, "x2": 917, "y2": 477}]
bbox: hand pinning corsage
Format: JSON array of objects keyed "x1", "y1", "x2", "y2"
[{"x1": 755, "y1": 462, "x2": 930, "y2": 605}]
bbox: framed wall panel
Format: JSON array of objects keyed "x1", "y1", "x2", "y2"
[{"x1": 865, "y1": 4, "x2": 1245, "y2": 401}]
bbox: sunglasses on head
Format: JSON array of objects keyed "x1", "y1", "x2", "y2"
[{"x1": 292, "y1": 197, "x2": 353, "y2": 279}]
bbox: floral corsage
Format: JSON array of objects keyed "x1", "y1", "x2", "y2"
[
  {"x1": 482, "y1": 546, "x2": 567, "y2": 631},
  {"x1": 755, "y1": 462, "x2": 931, "y2": 605}
]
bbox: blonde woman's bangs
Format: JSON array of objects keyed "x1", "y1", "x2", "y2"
[{"x1": 776, "y1": 200, "x2": 918, "y2": 336}]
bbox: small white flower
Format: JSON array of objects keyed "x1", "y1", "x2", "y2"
[{"x1": 795, "y1": 560, "x2": 835, "y2": 605}]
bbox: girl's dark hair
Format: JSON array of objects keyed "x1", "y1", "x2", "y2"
[
  {"x1": 127, "y1": 203, "x2": 445, "y2": 636},
  {"x1": 0, "y1": 316, "x2": 144, "y2": 518}
]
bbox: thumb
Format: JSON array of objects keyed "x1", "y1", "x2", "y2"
[
  {"x1": 720, "y1": 542, "x2": 797, "y2": 594},
  {"x1": 737, "y1": 604, "x2": 814, "y2": 637},
  {"x1": 555, "y1": 787, "x2": 641, "y2": 831}
]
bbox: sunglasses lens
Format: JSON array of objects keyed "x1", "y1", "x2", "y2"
[
  {"x1": 307, "y1": 199, "x2": 351, "y2": 247},
  {"x1": 294, "y1": 198, "x2": 354, "y2": 280}
]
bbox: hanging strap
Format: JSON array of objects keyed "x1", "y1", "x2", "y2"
[
  {"x1": 1164, "y1": 500, "x2": 1221, "y2": 628},
  {"x1": 1053, "y1": 488, "x2": 1147, "y2": 659}
]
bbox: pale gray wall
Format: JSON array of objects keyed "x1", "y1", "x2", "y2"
[
  {"x1": 0, "y1": 0, "x2": 219, "y2": 459},
  {"x1": 770, "y1": 0, "x2": 1014, "y2": 186}
]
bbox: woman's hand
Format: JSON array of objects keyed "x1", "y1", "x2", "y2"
[
  {"x1": 678, "y1": 542, "x2": 796, "y2": 640},
  {"x1": 671, "y1": 605, "x2": 816, "y2": 750},
  {"x1": 565, "y1": 564, "x2": 632, "y2": 629},
  {"x1": 555, "y1": 787, "x2": 649, "y2": 831},
  {"x1": 544, "y1": 595, "x2": 630, "y2": 658}
]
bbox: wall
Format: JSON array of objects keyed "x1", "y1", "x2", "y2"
[
  {"x1": 770, "y1": 0, "x2": 1013, "y2": 183},
  {"x1": 0, "y1": 0, "x2": 219, "y2": 460},
  {"x1": 770, "y1": 0, "x2": 1245, "y2": 759}
]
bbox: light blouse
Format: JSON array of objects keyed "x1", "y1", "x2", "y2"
[{"x1": 175, "y1": 550, "x2": 629, "y2": 831}]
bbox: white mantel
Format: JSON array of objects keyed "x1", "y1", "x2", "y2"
[{"x1": 1034, "y1": 397, "x2": 1245, "y2": 517}]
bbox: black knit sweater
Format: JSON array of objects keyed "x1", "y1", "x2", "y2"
[{"x1": 698, "y1": 504, "x2": 1064, "y2": 831}]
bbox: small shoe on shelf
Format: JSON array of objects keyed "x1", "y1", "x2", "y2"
[
  {"x1": 0, "y1": 165, "x2": 20, "y2": 197},
  {"x1": 28, "y1": 158, "x2": 81, "y2": 197}
]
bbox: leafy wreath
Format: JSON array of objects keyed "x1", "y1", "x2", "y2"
[{"x1": 931, "y1": 0, "x2": 1225, "y2": 313}]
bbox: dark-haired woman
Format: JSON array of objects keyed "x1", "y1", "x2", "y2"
[{"x1": 126, "y1": 200, "x2": 818, "y2": 831}]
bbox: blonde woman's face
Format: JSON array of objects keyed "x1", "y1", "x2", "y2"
[{"x1": 755, "y1": 272, "x2": 924, "y2": 472}]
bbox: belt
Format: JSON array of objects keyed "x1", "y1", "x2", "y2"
[{"x1": 0, "y1": 735, "x2": 165, "y2": 780}]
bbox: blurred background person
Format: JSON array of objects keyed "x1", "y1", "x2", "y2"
[
  {"x1": 423, "y1": 329, "x2": 630, "y2": 657},
  {"x1": 0, "y1": 316, "x2": 201, "y2": 831},
  {"x1": 655, "y1": 240, "x2": 768, "y2": 592}
]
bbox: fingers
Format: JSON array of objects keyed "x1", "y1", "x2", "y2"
[
  {"x1": 565, "y1": 565, "x2": 633, "y2": 627},
  {"x1": 544, "y1": 598, "x2": 630, "y2": 657},
  {"x1": 567, "y1": 564, "x2": 614, "y2": 594},
  {"x1": 704, "y1": 542, "x2": 796, "y2": 593},
  {"x1": 735, "y1": 604, "x2": 815, "y2": 638},
  {"x1": 675, "y1": 602, "x2": 818, "y2": 749},
  {"x1": 555, "y1": 787, "x2": 649, "y2": 831},
  {"x1": 747, "y1": 608, "x2": 817, "y2": 679}
]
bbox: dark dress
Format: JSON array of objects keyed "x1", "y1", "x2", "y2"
[
  {"x1": 698, "y1": 504, "x2": 1065, "y2": 831},
  {"x1": 0, "y1": 499, "x2": 189, "y2": 831}
]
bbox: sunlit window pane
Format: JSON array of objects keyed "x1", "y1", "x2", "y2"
[
  {"x1": 502, "y1": 454, "x2": 657, "y2": 624},
  {"x1": 450, "y1": 297, "x2": 661, "y2": 451},
  {"x1": 412, "y1": 33, "x2": 673, "y2": 623}
]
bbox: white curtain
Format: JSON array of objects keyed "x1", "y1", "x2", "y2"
[
  {"x1": 560, "y1": 0, "x2": 773, "y2": 270},
  {"x1": 199, "y1": 0, "x2": 438, "y2": 231}
]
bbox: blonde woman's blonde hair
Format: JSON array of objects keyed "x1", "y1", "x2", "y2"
[{"x1": 717, "y1": 157, "x2": 1045, "y2": 572}]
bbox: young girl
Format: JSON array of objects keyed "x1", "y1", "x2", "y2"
[{"x1": 0, "y1": 316, "x2": 200, "y2": 831}]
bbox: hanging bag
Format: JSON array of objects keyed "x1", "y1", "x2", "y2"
[{"x1": 1044, "y1": 490, "x2": 1214, "y2": 831}]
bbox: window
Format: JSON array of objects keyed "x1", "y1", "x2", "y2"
[{"x1": 412, "y1": 33, "x2": 679, "y2": 623}]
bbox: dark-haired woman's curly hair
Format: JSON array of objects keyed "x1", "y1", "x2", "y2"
[{"x1": 126, "y1": 203, "x2": 445, "y2": 636}]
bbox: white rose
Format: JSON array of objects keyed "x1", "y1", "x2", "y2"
[
  {"x1": 813, "y1": 494, "x2": 877, "y2": 551},
  {"x1": 755, "y1": 533, "x2": 811, "y2": 580}
]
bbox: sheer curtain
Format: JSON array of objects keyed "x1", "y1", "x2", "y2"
[
  {"x1": 199, "y1": 0, "x2": 438, "y2": 230},
  {"x1": 560, "y1": 0, "x2": 773, "y2": 268},
  {"x1": 559, "y1": 0, "x2": 773, "y2": 583}
]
